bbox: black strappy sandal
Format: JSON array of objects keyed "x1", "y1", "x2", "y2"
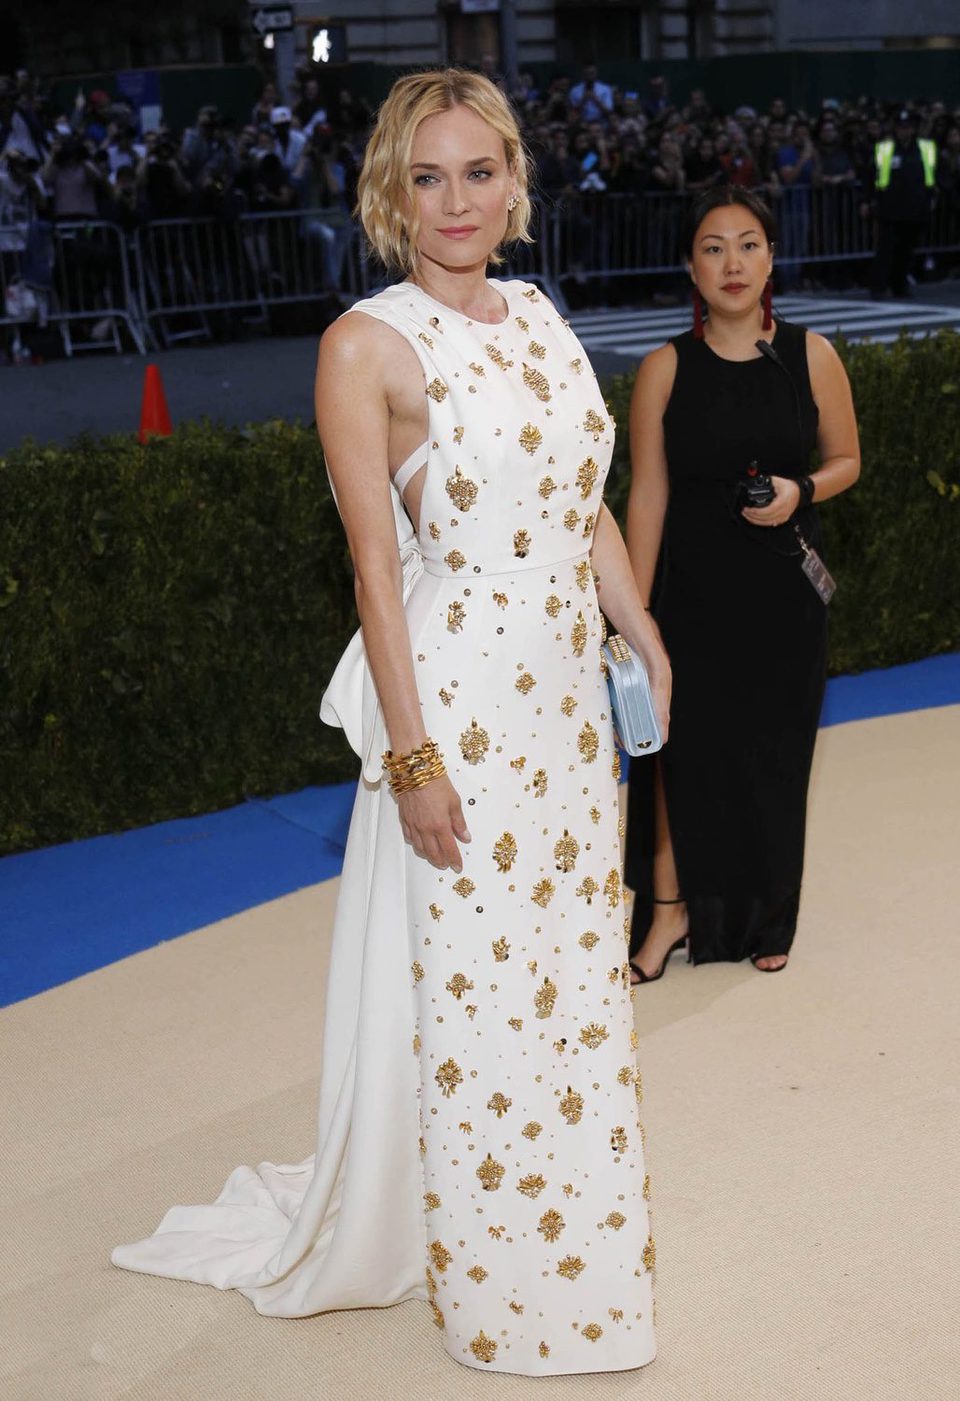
[{"x1": 629, "y1": 898, "x2": 691, "y2": 985}]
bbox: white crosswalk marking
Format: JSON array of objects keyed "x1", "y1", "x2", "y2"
[{"x1": 570, "y1": 295, "x2": 960, "y2": 359}]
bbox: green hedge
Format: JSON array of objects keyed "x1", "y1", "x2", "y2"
[{"x1": 1, "y1": 332, "x2": 958, "y2": 855}]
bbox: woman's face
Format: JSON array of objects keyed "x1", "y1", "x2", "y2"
[
  {"x1": 689, "y1": 207, "x2": 773, "y2": 315},
  {"x1": 408, "y1": 103, "x2": 515, "y2": 273}
]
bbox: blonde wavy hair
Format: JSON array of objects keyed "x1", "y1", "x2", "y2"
[{"x1": 357, "y1": 68, "x2": 533, "y2": 275}]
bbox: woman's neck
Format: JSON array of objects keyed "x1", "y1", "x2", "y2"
[
  {"x1": 703, "y1": 306, "x2": 772, "y2": 358},
  {"x1": 409, "y1": 261, "x2": 503, "y2": 323}
]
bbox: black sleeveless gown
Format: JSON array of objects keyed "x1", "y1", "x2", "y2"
[{"x1": 624, "y1": 320, "x2": 827, "y2": 963}]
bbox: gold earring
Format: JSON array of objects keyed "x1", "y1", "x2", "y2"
[{"x1": 507, "y1": 193, "x2": 519, "y2": 212}]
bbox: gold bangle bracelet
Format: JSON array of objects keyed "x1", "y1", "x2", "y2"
[{"x1": 382, "y1": 738, "x2": 446, "y2": 796}]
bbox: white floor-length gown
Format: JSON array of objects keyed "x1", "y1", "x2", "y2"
[{"x1": 113, "y1": 279, "x2": 657, "y2": 1375}]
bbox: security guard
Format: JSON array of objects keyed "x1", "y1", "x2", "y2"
[{"x1": 868, "y1": 109, "x2": 937, "y2": 297}]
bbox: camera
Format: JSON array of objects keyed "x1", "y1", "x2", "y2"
[{"x1": 738, "y1": 460, "x2": 775, "y2": 509}]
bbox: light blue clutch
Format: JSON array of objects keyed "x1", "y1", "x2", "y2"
[{"x1": 602, "y1": 634, "x2": 663, "y2": 757}]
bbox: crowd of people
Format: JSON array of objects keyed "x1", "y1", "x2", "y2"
[{"x1": 2, "y1": 58, "x2": 960, "y2": 329}]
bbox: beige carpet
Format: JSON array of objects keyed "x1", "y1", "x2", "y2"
[{"x1": 3, "y1": 706, "x2": 959, "y2": 1401}]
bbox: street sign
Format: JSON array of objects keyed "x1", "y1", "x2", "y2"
[{"x1": 250, "y1": 6, "x2": 294, "y2": 36}]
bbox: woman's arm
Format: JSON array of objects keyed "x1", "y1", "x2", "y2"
[
  {"x1": 315, "y1": 314, "x2": 470, "y2": 870},
  {"x1": 741, "y1": 331, "x2": 860, "y2": 525},
  {"x1": 592, "y1": 504, "x2": 671, "y2": 740},
  {"x1": 625, "y1": 344, "x2": 675, "y2": 605}
]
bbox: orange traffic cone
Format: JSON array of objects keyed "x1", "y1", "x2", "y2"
[{"x1": 138, "y1": 364, "x2": 173, "y2": 444}]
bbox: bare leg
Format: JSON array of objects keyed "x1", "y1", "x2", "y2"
[{"x1": 629, "y1": 764, "x2": 689, "y2": 983}]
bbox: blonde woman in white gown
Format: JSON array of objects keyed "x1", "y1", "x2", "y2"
[{"x1": 113, "y1": 68, "x2": 671, "y2": 1377}]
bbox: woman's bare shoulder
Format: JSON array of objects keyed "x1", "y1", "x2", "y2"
[{"x1": 632, "y1": 341, "x2": 678, "y2": 400}]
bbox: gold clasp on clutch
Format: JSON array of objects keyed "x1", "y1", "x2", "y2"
[{"x1": 608, "y1": 634, "x2": 631, "y2": 664}]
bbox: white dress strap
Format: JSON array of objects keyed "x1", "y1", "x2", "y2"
[{"x1": 392, "y1": 442, "x2": 428, "y2": 498}]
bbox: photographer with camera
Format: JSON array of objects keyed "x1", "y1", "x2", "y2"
[{"x1": 623, "y1": 186, "x2": 860, "y2": 980}]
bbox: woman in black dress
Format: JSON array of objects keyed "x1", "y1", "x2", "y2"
[{"x1": 624, "y1": 186, "x2": 860, "y2": 979}]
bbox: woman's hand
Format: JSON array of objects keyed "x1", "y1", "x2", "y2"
[
  {"x1": 398, "y1": 774, "x2": 472, "y2": 872},
  {"x1": 741, "y1": 474, "x2": 801, "y2": 527}
]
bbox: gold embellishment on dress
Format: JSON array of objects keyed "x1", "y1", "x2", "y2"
[
  {"x1": 575, "y1": 560, "x2": 592, "y2": 592},
  {"x1": 492, "y1": 936, "x2": 510, "y2": 961},
  {"x1": 571, "y1": 612, "x2": 588, "y2": 657},
  {"x1": 534, "y1": 974, "x2": 558, "y2": 1016},
  {"x1": 426, "y1": 377, "x2": 448, "y2": 402},
  {"x1": 643, "y1": 1236, "x2": 657, "y2": 1272},
  {"x1": 557, "y1": 1081, "x2": 580, "y2": 1126},
  {"x1": 539, "y1": 475, "x2": 557, "y2": 499},
  {"x1": 643, "y1": 1174, "x2": 651, "y2": 1201},
  {"x1": 429, "y1": 903, "x2": 443, "y2": 921},
  {"x1": 570, "y1": 358, "x2": 582, "y2": 374},
  {"x1": 522, "y1": 364, "x2": 551, "y2": 402},
  {"x1": 466, "y1": 1003, "x2": 478, "y2": 1020},
  {"x1": 470, "y1": 1331, "x2": 497, "y2": 1364},
  {"x1": 518, "y1": 423, "x2": 542, "y2": 454},
  {"x1": 487, "y1": 1091, "x2": 512, "y2": 1118},
  {"x1": 453, "y1": 425, "x2": 464, "y2": 444},
  {"x1": 513, "y1": 528, "x2": 531, "y2": 558},
  {"x1": 509, "y1": 755, "x2": 526, "y2": 772},
  {"x1": 561, "y1": 1182, "x2": 574, "y2": 1196},
  {"x1": 635, "y1": 1068, "x2": 644, "y2": 1104},
  {"x1": 509, "y1": 1301, "x2": 524, "y2": 1315},
  {"x1": 528, "y1": 339, "x2": 546, "y2": 360},
  {"x1": 630, "y1": 1029, "x2": 639, "y2": 1052},
  {"x1": 553, "y1": 829, "x2": 580, "y2": 872},
  {"x1": 522, "y1": 1121, "x2": 542, "y2": 1140},
  {"x1": 579, "y1": 1022, "x2": 609, "y2": 1050},
  {"x1": 563, "y1": 508, "x2": 581, "y2": 531},
  {"x1": 445, "y1": 465, "x2": 478, "y2": 512},
  {"x1": 560, "y1": 695, "x2": 577, "y2": 717},
  {"x1": 459, "y1": 1121, "x2": 473, "y2": 1134},
  {"x1": 459, "y1": 718, "x2": 490, "y2": 764},
  {"x1": 617, "y1": 813, "x2": 625, "y2": 836},
  {"x1": 446, "y1": 972, "x2": 474, "y2": 999},
  {"x1": 582, "y1": 512, "x2": 596, "y2": 537},
  {"x1": 413, "y1": 1034, "x2": 420, "y2": 1054},
  {"x1": 485, "y1": 343, "x2": 514, "y2": 371},
  {"x1": 508, "y1": 1016, "x2": 523, "y2": 1030},
  {"x1": 578, "y1": 719, "x2": 599, "y2": 761},
  {"x1": 418, "y1": 331, "x2": 434, "y2": 348},
  {"x1": 582, "y1": 1322, "x2": 603, "y2": 1342},
  {"x1": 466, "y1": 1265, "x2": 488, "y2": 1284},
  {"x1": 435, "y1": 1059, "x2": 463, "y2": 1098},
  {"x1": 447, "y1": 600, "x2": 466, "y2": 632},
  {"x1": 539, "y1": 1342, "x2": 550, "y2": 1359},
  {"x1": 538, "y1": 1209, "x2": 565, "y2": 1243},
  {"x1": 617, "y1": 1065, "x2": 632, "y2": 1086},
  {"x1": 531, "y1": 879, "x2": 555, "y2": 910},
  {"x1": 439, "y1": 688, "x2": 453, "y2": 707},
  {"x1": 576, "y1": 457, "x2": 599, "y2": 499},
  {"x1": 412, "y1": 961, "x2": 425, "y2": 983},
  {"x1": 476, "y1": 1153, "x2": 505, "y2": 1191},
  {"x1": 579, "y1": 932, "x2": 599, "y2": 951},
  {"x1": 488, "y1": 1224, "x2": 505, "y2": 1240},
  {"x1": 604, "y1": 869, "x2": 622, "y2": 908},
  {"x1": 515, "y1": 315, "x2": 530, "y2": 332},
  {"x1": 492, "y1": 831, "x2": 518, "y2": 872},
  {"x1": 556, "y1": 1255, "x2": 586, "y2": 1280},
  {"x1": 444, "y1": 549, "x2": 467, "y2": 572},
  {"x1": 609, "y1": 1307, "x2": 624, "y2": 1323},
  {"x1": 493, "y1": 591, "x2": 508, "y2": 608},
  {"x1": 583, "y1": 409, "x2": 606, "y2": 438},
  {"x1": 428, "y1": 316, "x2": 442, "y2": 331},
  {"x1": 429, "y1": 1240, "x2": 453, "y2": 1272},
  {"x1": 430, "y1": 1300, "x2": 445, "y2": 1329},
  {"x1": 532, "y1": 768, "x2": 548, "y2": 797},
  {"x1": 423, "y1": 1192, "x2": 441, "y2": 1210},
  {"x1": 517, "y1": 1173, "x2": 547, "y2": 1198},
  {"x1": 419, "y1": 1136, "x2": 427, "y2": 1156},
  {"x1": 428, "y1": 521, "x2": 441, "y2": 541},
  {"x1": 522, "y1": 288, "x2": 539, "y2": 301},
  {"x1": 452, "y1": 875, "x2": 476, "y2": 897},
  {"x1": 469, "y1": 361, "x2": 486, "y2": 377},
  {"x1": 576, "y1": 876, "x2": 600, "y2": 903},
  {"x1": 589, "y1": 805, "x2": 601, "y2": 825},
  {"x1": 544, "y1": 594, "x2": 562, "y2": 618},
  {"x1": 612, "y1": 750, "x2": 622, "y2": 781},
  {"x1": 610, "y1": 1125, "x2": 628, "y2": 1154},
  {"x1": 606, "y1": 1210, "x2": 627, "y2": 1230},
  {"x1": 515, "y1": 672, "x2": 536, "y2": 695}
]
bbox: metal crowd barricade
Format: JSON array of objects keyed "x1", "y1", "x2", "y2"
[{"x1": 131, "y1": 208, "x2": 367, "y2": 348}]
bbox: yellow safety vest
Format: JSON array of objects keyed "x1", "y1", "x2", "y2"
[{"x1": 874, "y1": 138, "x2": 937, "y2": 190}]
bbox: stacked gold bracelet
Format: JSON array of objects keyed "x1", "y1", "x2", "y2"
[{"x1": 382, "y1": 737, "x2": 447, "y2": 796}]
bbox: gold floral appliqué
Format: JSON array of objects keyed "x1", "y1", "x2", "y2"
[
  {"x1": 459, "y1": 718, "x2": 490, "y2": 764},
  {"x1": 445, "y1": 466, "x2": 478, "y2": 512},
  {"x1": 493, "y1": 831, "x2": 518, "y2": 872}
]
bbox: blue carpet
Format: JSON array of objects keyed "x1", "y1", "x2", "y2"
[{"x1": 2, "y1": 652, "x2": 958, "y2": 1008}]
